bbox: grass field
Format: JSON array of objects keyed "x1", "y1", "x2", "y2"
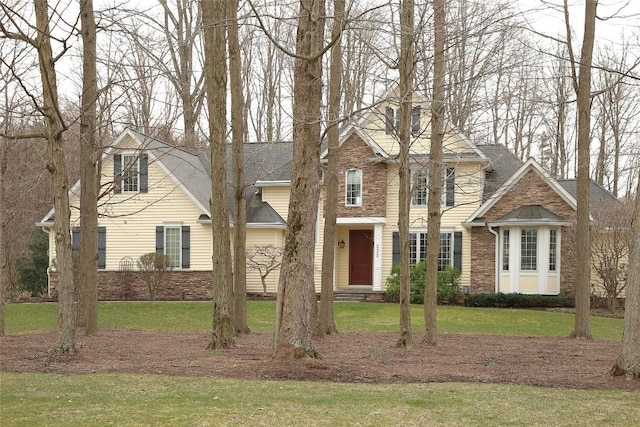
[
  {"x1": 2, "y1": 302, "x2": 635, "y2": 426},
  {"x1": 1, "y1": 372, "x2": 638, "y2": 427},
  {"x1": 3, "y1": 301, "x2": 624, "y2": 340}
]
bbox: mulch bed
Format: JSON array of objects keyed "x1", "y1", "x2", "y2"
[{"x1": 2, "y1": 329, "x2": 638, "y2": 390}]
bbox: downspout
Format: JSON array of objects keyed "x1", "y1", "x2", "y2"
[
  {"x1": 488, "y1": 225, "x2": 500, "y2": 293},
  {"x1": 39, "y1": 226, "x2": 52, "y2": 297}
]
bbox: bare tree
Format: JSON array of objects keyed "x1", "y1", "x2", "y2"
[
  {"x1": 318, "y1": 0, "x2": 344, "y2": 338},
  {"x1": 568, "y1": 0, "x2": 596, "y2": 340},
  {"x1": 202, "y1": 0, "x2": 234, "y2": 350},
  {"x1": 246, "y1": 245, "x2": 282, "y2": 294},
  {"x1": 156, "y1": 0, "x2": 205, "y2": 147},
  {"x1": 228, "y1": 0, "x2": 249, "y2": 335},
  {"x1": 396, "y1": 0, "x2": 414, "y2": 349},
  {"x1": 0, "y1": 0, "x2": 79, "y2": 351},
  {"x1": 245, "y1": 14, "x2": 291, "y2": 143},
  {"x1": 0, "y1": 135, "x2": 6, "y2": 335},
  {"x1": 610, "y1": 174, "x2": 640, "y2": 379},
  {"x1": 34, "y1": 0, "x2": 76, "y2": 351},
  {"x1": 423, "y1": 0, "x2": 444, "y2": 347},
  {"x1": 76, "y1": 0, "x2": 99, "y2": 335},
  {"x1": 273, "y1": 0, "x2": 325, "y2": 359},
  {"x1": 590, "y1": 200, "x2": 633, "y2": 312},
  {"x1": 593, "y1": 44, "x2": 640, "y2": 197}
]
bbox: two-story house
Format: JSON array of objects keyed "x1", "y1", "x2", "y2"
[{"x1": 38, "y1": 91, "x2": 615, "y2": 300}]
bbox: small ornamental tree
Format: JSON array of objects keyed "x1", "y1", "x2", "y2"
[
  {"x1": 591, "y1": 201, "x2": 633, "y2": 312},
  {"x1": 246, "y1": 245, "x2": 283, "y2": 294},
  {"x1": 137, "y1": 253, "x2": 173, "y2": 301}
]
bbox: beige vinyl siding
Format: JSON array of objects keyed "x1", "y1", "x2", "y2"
[
  {"x1": 60, "y1": 136, "x2": 211, "y2": 270},
  {"x1": 246, "y1": 228, "x2": 284, "y2": 293},
  {"x1": 261, "y1": 186, "x2": 291, "y2": 221},
  {"x1": 381, "y1": 162, "x2": 484, "y2": 289},
  {"x1": 356, "y1": 100, "x2": 479, "y2": 158}
]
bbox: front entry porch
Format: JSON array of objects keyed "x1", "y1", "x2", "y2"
[{"x1": 334, "y1": 217, "x2": 385, "y2": 291}]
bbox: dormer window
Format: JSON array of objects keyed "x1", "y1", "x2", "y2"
[{"x1": 385, "y1": 106, "x2": 421, "y2": 135}]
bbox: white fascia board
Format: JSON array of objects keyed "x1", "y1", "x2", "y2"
[
  {"x1": 254, "y1": 180, "x2": 291, "y2": 187},
  {"x1": 488, "y1": 220, "x2": 572, "y2": 228},
  {"x1": 246, "y1": 223, "x2": 287, "y2": 229},
  {"x1": 465, "y1": 159, "x2": 578, "y2": 224},
  {"x1": 336, "y1": 217, "x2": 386, "y2": 225}
]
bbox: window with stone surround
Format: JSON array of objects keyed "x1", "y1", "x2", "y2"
[{"x1": 345, "y1": 169, "x2": 362, "y2": 206}]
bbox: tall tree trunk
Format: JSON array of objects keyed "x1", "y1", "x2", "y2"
[
  {"x1": 77, "y1": 0, "x2": 99, "y2": 335},
  {"x1": 396, "y1": 0, "x2": 414, "y2": 349},
  {"x1": 610, "y1": 173, "x2": 640, "y2": 378},
  {"x1": 0, "y1": 136, "x2": 6, "y2": 336},
  {"x1": 202, "y1": 0, "x2": 234, "y2": 350},
  {"x1": 273, "y1": 0, "x2": 325, "y2": 360},
  {"x1": 570, "y1": 0, "x2": 596, "y2": 340},
  {"x1": 423, "y1": 0, "x2": 445, "y2": 347},
  {"x1": 228, "y1": 0, "x2": 249, "y2": 335},
  {"x1": 35, "y1": 0, "x2": 76, "y2": 352},
  {"x1": 318, "y1": 0, "x2": 344, "y2": 338}
]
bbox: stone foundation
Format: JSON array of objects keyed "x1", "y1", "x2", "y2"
[{"x1": 48, "y1": 270, "x2": 213, "y2": 301}]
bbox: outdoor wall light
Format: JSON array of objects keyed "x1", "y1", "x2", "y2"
[{"x1": 337, "y1": 239, "x2": 346, "y2": 249}]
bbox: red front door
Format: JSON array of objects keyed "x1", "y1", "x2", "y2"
[{"x1": 349, "y1": 230, "x2": 373, "y2": 285}]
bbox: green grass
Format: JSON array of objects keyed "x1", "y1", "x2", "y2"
[
  {"x1": 1, "y1": 372, "x2": 638, "y2": 427},
  {"x1": 4, "y1": 301, "x2": 623, "y2": 340},
  {"x1": 1, "y1": 303, "x2": 633, "y2": 426}
]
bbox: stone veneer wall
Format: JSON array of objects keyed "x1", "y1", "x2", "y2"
[
  {"x1": 470, "y1": 169, "x2": 578, "y2": 295},
  {"x1": 334, "y1": 133, "x2": 387, "y2": 218},
  {"x1": 49, "y1": 270, "x2": 213, "y2": 301}
]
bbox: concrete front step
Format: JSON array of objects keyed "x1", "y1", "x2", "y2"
[{"x1": 334, "y1": 292, "x2": 366, "y2": 302}]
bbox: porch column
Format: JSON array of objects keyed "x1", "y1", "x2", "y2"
[{"x1": 373, "y1": 224, "x2": 383, "y2": 291}]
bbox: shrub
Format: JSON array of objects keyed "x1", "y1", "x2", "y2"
[
  {"x1": 464, "y1": 293, "x2": 575, "y2": 308},
  {"x1": 137, "y1": 253, "x2": 173, "y2": 301},
  {"x1": 385, "y1": 263, "x2": 462, "y2": 304},
  {"x1": 15, "y1": 229, "x2": 49, "y2": 296}
]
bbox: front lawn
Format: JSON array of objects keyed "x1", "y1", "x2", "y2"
[{"x1": 3, "y1": 301, "x2": 623, "y2": 340}]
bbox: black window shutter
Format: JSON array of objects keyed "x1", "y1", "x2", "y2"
[
  {"x1": 411, "y1": 106, "x2": 421, "y2": 135},
  {"x1": 156, "y1": 226, "x2": 164, "y2": 253},
  {"x1": 181, "y1": 226, "x2": 190, "y2": 269},
  {"x1": 98, "y1": 227, "x2": 106, "y2": 269},
  {"x1": 453, "y1": 231, "x2": 462, "y2": 272},
  {"x1": 72, "y1": 228, "x2": 80, "y2": 252},
  {"x1": 140, "y1": 154, "x2": 148, "y2": 193},
  {"x1": 446, "y1": 167, "x2": 455, "y2": 206},
  {"x1": 113, "y1": 154, "x2": 122, "y2": 194},
  {"x1": 385, "y1": 107, "x2": 394, "y2": 133},
  {"x1": 392, "y1": 232, "x2": 400, "y2": 266}
]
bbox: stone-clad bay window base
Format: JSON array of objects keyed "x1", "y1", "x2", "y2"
[{"x1": 48, "y1": 271, "x2": 213, "y2": 301}]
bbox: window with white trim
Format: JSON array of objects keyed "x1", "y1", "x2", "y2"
[
  {"x1": 345, "y1": 169, "x2": 362, "y2": 206},
  {"x1": 411, "y1": 169, "x2": 428, "y2": 206},
  {"x1": 502, "y1": 229, "x2": 510, "y2": 271},
  {"x1": 549, "y1": 229, "x2": 557, "y2": 271},
  {"x1": 122, "y1": 153, "x2": 139, "y2": 193},
  {"x1": 410, "y1": 168, "x2": 453, "y2": 206},
  {"x1": 164, "y1": 225, "x2": 181, "y2": 268},
  {"x1": 438, "y1": 233, "x2": 452, "y2": 271},
  {"x1": 408, "y1": 231, "x2": 454, "y2": 271},
  {"x1": 520, "y1": 228, "x2": 538, "y2": 271}
]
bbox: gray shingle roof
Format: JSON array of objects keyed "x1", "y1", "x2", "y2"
[
  {"x1": 557, "y1": 179, "x2": 618, "y2": 211},
  {"x1": 492, "y1": 204, "x2": 568, "y2": 225},
  {"x1": 475, "y1": 144, "x2": 524, "y2": 202},
  {"x1": 130, "y1": 130, "x2": 292, "y2": 226}
]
